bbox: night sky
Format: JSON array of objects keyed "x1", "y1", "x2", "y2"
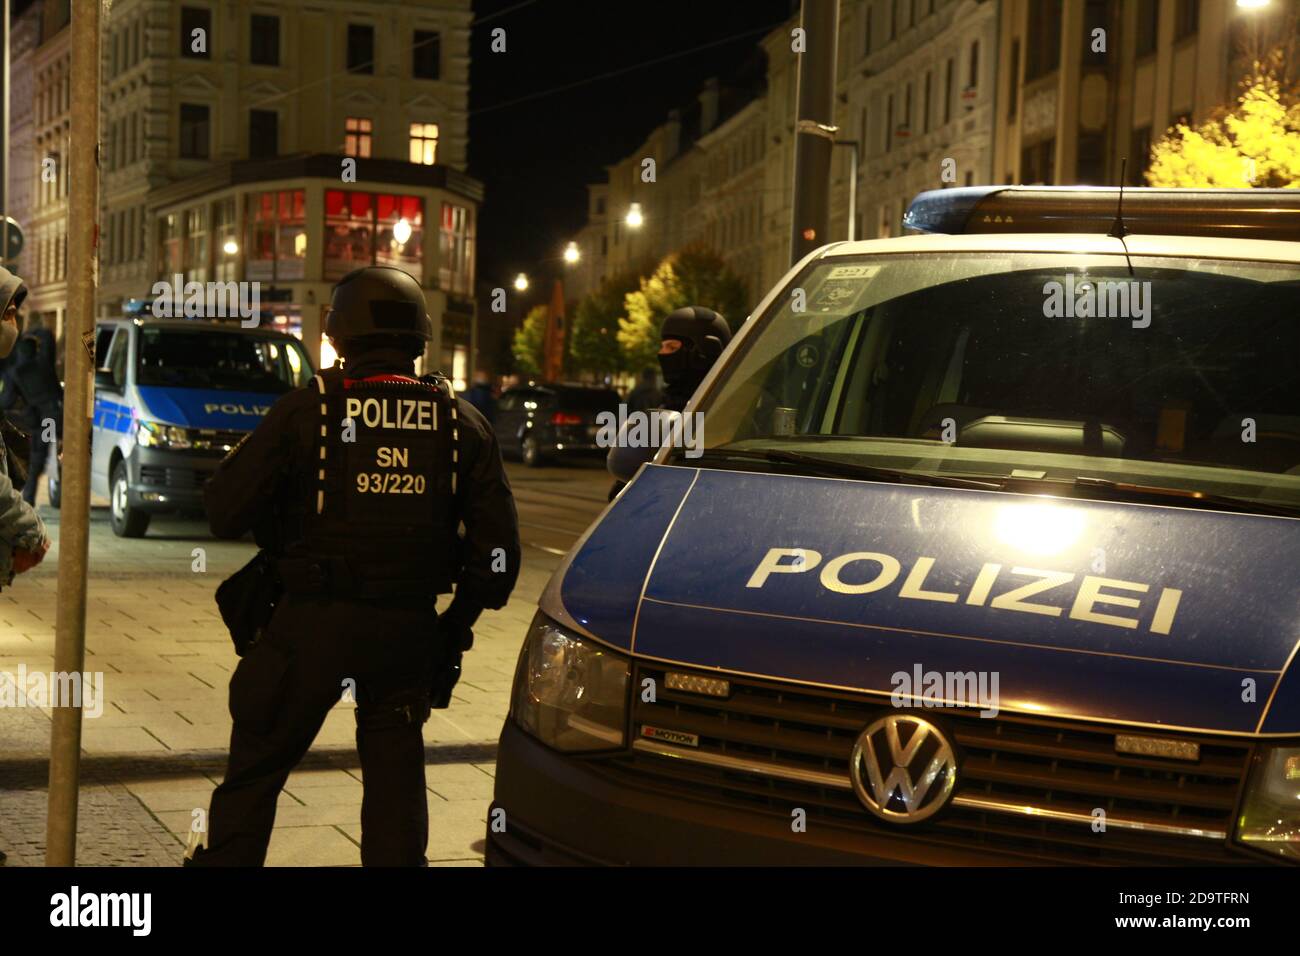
[{"x1": 468, "y1": 0, "x2": 796, "y2": 290}]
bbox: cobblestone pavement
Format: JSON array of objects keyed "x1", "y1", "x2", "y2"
[{"x1": 0, "y1": 458, "x2": 610, "y2": 866}]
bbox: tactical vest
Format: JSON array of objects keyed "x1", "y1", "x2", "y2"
[{"x1": 279, "y1": 366, "x2": 460, "y2": 600}]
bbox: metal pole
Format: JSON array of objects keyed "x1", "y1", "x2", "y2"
[
  {"x1": 848, "y1": 143, "x2": 857, "y2": 241},
  {"x1": 46, "y1": 0, "x2": 100, "y2": 867},
  {"x1": 2, "y1": 0, "x2": 10, "y2": 266},
  {"x1": 789, "y1": 0, "x2": 841, "y2": 266},
  {"x1": 835, "y1": 140, "x2": 859, "y2": 241}
]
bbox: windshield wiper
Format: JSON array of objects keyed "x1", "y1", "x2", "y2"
[
  {"x1": 1003, "y1": 474, "x2": 1300, "y2": 519},
  {"x1": 691, "y1": 447, "x2": 1003, "y2": 490}
]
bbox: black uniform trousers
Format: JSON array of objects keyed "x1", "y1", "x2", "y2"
[
  {"x1": 21, "y1": 402, "x2": 58, "y2": 506},
  {"x1": 192, "y1": 593, "x2": 438, "y2": 866}
]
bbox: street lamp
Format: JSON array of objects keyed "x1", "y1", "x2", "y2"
[
  {"x1": 563, "y1": 241, "x2": 580, "y2": 264},
  {"x1": 393, "y1": 217, "x2": 412, "y2": 244},
  {"x1": 625, "y1": 202, "x2": 644, "y2": 229},
  {"x1": 222, "y1": 239, "x2": 239, "y2": 255},
  {"x1": 514, "y1": 272, "x2": 529, "y2": 292}
]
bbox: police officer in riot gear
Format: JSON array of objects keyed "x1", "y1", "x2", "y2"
[
  {"x1": 190, "y1": 265, "x2": 520, "y2": 867},
  {"x1": 607, "y1": 306, "x2": 731, "y2": 498}
]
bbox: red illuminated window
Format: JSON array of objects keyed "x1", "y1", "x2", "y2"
[{"x1": 325, "y1": 189, "x2": 424, "y2": 280}]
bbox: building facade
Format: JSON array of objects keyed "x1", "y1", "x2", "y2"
[
  {"x1": 588, "y1": 66, "x2": 773, "y2": 311},
  {"x1": 563, "y1": 182, "x2": 609, "y2": 303},
  {"x1": 693, "y1": 95, "x2": 768, "y2": 304},
  {"x1": 21, "y1": 0, "x2": 72, "y2": 338},
  {"x1": 10, "y1": 0, "x2": 478, "y2": 383},
  {"x1": 601, "y1": 108, "x2": 698, "y2": 286},
  {"x1": 3, "y1": 0, "x2": 44, "y2": 284},
  {"x1": 843, "y1": 0, "x2": 999, "y2": 239},
  {"x1": 992, "y1": 0, "x2": 1289, "y2": 187}
]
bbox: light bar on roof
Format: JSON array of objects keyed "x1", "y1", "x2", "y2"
[{"x1": 904, "y1": 186, "x2": 1300, "y2": 242}]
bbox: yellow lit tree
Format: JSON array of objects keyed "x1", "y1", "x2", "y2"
[
  {"x1": 618, "y1": 245, "x2": 749, "y2": 374},
  {"x1": 1146, "y1": 62, "x2": 1300, "y2": 188},
  {"x1": 510, "y1": 304, "x2": 548, "y2": 377}
]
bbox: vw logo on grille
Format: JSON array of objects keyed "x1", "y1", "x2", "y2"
[{"x1": 850, "y1": 714, "x2": 957, "y2": 824}]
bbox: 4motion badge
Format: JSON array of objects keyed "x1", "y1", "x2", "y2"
[
  {"x1": 641, "y1": 725, "x2": 700, "y2": 748},
  {"x1": 850, "y1": 714, "x2": 957, "y2": 823}
]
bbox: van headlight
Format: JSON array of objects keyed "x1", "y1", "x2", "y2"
[
  {"x1": 1235, "y1": 744, "x2": 1300, "y2": 862},
  {"x1": 511, "y1": 613, "x2": 629, "y2": 753},
  {"x1": 136, "y1": 420, "x2": 192, "y2": 450}
]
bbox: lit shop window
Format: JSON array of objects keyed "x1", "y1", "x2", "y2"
[
  {"x1": 183, "y1": 205, "x2": 209, "y2": 283},
  {"x1": 325, "y1": 189, "x2": 424, "y2": 280},
  {"x1": 213, "y1": 197, "x2": 238, "y2": 282},
  {"x1": 245, "y1": 189, "x2": 305, "y2": 282},
  {"x1": 158, "y1": 212, "x2": 182, "y2": 276},
  {"x1": 376, "y1": 194, "x2": 423, "y2": 273},
  {"x1": 409, "y1": 122, "x2": 438, "y2": 165},
  {"x1": 438, "y1": 202, "x2": 474, "y2": 296}
]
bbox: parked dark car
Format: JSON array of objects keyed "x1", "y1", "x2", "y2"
[{"x1": 496, "y1": 383, "x2": 620, "y2": 467}]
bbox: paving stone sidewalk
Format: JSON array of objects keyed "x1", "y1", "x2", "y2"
[{"x1": 0, "y1": 498, "x2": 564, "y2": 867}]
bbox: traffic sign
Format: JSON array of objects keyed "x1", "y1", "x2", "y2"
[{"x1": 1, "y1": 217, "x2": 23, "y2": 261}]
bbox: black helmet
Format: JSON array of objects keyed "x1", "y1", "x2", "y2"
[
  {"x1": 326, "y1": 266, "x2": 432, "y2": 342},
  {"x1": 660, "y1": 306, "x2": 730, "y2": 368}
]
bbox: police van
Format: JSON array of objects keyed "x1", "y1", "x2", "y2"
[
  {"x1": 489, "y1": 187, "x2": 1300, "y2": 866},
  {"x1": 74, "y1": 316, "x2": 313, "y2": 537}
]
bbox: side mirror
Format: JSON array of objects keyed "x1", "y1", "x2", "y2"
[
  {"x1": 606, "y1": 409, "x2": 684, "y2": 483},
  {"x1": 94, "y1": 369, "x2": 120, "y2": 393}
]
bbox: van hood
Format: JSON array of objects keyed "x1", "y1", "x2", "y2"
[
  {"x1": 136, "y1": 386, "x2": 278, "y2": 431},
  {"x1": 552, "y1": 464, "x2": 1300, "y2": 735}
]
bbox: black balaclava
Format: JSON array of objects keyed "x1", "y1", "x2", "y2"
[{"x1": 657, "y1": 306, "x2": 731, "y2": 410}]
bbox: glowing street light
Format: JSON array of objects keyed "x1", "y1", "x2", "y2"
[
  {"x1": 393, "y1": 218, "x2": 412, "y2": 244},
  {"x1": 222, "y1": 239, "x2": 239, "y2": 256},
  {"x1": 626, "y1": 202, "x2": 644, "y2": 229},
  {"x1": 563, "y1": 241, "x2": 581, "y2": 264},
  {"x1": 514, "y1": 272, "x2": 529, "y2": 292}
]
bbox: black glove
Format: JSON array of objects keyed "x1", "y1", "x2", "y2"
[
  {"x1": 429, "y1": 599, "x2": 481, "y2": 709},
  {"x1": 428, "y1": 644, "x2": 461, "y2": 710}
]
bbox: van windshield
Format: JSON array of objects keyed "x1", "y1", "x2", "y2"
[
  {"x1": 136, "y1": 328, "x2": 313, "y2": 392},
  {"x1": 692, "y1": 252, "x2": 1300, "y2": 515}
]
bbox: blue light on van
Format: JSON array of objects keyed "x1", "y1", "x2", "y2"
[{"x1": 903, "y1": 187, "x2": 1003, "y2": 234}]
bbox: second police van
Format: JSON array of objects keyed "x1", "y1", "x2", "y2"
[
  {"x1": 489, "y1": 187, "x2": 1300, "y2": 866},
  {"x1": 70, "y1": 315, "x2": 314, "y2": 537}
]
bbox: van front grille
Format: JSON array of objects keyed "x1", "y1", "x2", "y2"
[
  {"x1": 597, "y1": 664, "x2": 1258, "y2": 865},
  {"x1": 139, "y1": 466, "x2": 208, "y2": 489}
]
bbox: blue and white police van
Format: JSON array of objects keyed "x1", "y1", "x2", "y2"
[
  {"x1": 489, "y1": 187, "x2": 1300, "y2": 866},
  {"x1": 80, "y1": 315, "x2": 313, "y2": 537}
]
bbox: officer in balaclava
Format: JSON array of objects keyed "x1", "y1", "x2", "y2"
[
  {"x1": 656, "y1": 306, "x2": 731, "y2": 412},
  {"x1": 607, "y1": 306, "x2": 732, "y2": 499},
  {"x1": 10, "y1": 325, "x2": 64, "y2": 506},
  {"x1": 0, "y1": 267, "x2": 49, "y2": 582},
  {"x1": 191, "y1": 265, "x2": 521, "y2": 867}
]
